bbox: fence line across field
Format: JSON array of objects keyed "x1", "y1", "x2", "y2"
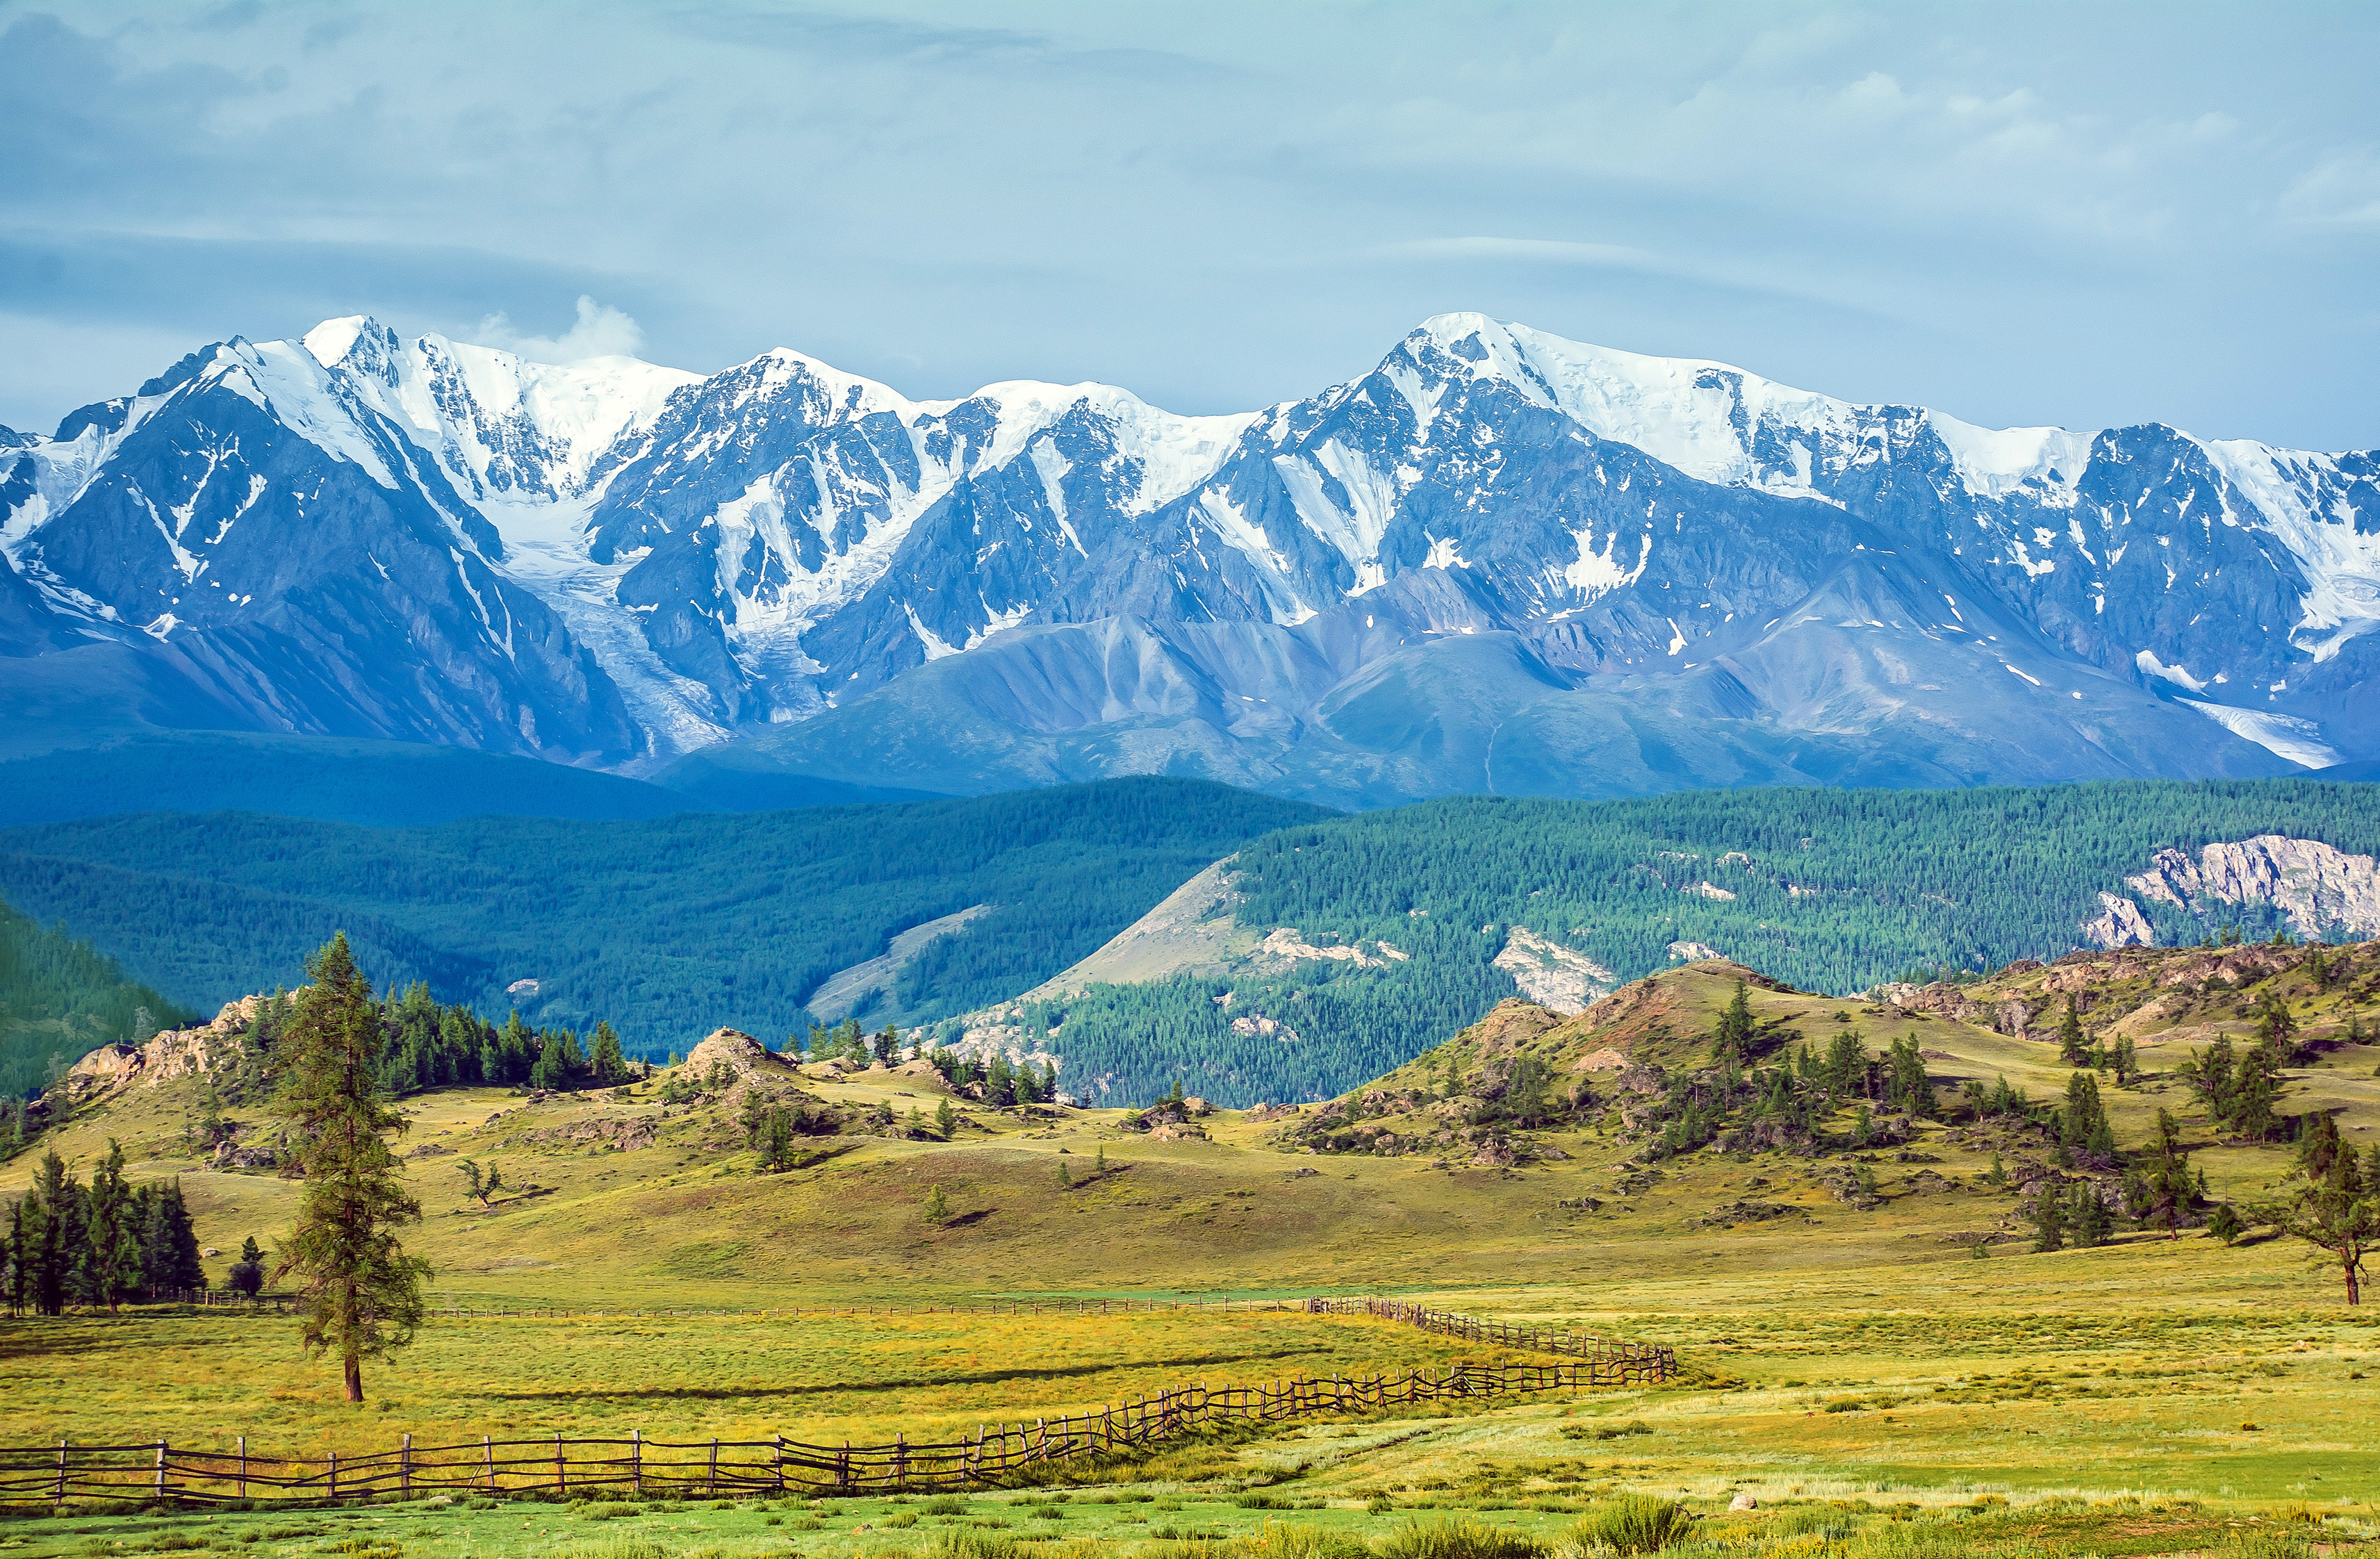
[{"x1": 0, "y1": 1355, "x2": 1674, "y2": 1508}]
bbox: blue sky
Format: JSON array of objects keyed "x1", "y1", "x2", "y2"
[{"x1": 1, "y1": 1, "x2": 2374, "y2": 449}]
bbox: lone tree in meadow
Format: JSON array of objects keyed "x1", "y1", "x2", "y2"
[
  {"x1": 272, "y1": 933, "x2": 431, "y2": 1402},
  {"x1": 2253, "y1": 1113, "x2": 2379, "y2": 1305}
]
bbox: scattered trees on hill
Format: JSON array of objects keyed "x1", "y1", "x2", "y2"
[
  {"x1": 1, "y1": 1140, "x2": 205, "y2": 1314},
  {"x1": 2178, "y1": 1033, "x2": 2288, "y2": 1141},
  {"x1": 270, "y1": 934, "x2": 429, "y2": 1403}
]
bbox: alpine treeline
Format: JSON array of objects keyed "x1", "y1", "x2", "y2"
[{"x1": 1, "y1": 1140, "x2": 206, "y2": 1315}]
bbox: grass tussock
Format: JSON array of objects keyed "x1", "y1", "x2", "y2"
[
  {"x1": 1379, "y1": 1517, "x2": 1547, "y2": 1559},
  {"x1": 1567, "y1": 1497, "x2": 1692, "y2": 1555}
]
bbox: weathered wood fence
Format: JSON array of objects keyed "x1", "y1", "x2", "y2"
[
  {"x1": 1312, "y1": 1296, "x2": 1674, "y2": 1374},
  {"x1": 0, "y1": 1296, "x2": 1676, "y2": 1506},
  {"x1": 0, "y1": 1362, "x2": 1671, "y2": 1507}
]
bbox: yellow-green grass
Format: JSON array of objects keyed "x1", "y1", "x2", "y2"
[
  {"x1": 0, "y1": 1308, "x2": 1566, "y2": 1460},
  {"x1": 8, "y1": 965, "x2": 2380, "y2": 1559}
]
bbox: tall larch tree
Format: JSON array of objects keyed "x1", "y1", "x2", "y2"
[{"x1": 271, "y1": 933, "x2": 430, "y2": 1402}]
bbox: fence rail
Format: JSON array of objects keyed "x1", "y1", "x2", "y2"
[
  {"x1": 0, "y1": 1297, "x2": 1676, "y2": 1506},
  {"x1": 0, "y1": 1357, "x2": 1666, "y2": 1507},
  {"x1": 1315, "y1": 1297, "x2": 1675, "y2": 1373}
]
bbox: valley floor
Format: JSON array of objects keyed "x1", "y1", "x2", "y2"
[{"x1": 6, "y1": 973, "x2": 2379, "y2": 1558}]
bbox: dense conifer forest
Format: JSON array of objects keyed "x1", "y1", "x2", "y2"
[
  {"x1": 0, "y1": 905, "x2": 196, "y2": 1101},
  {"x1": 1017, "y1": 780, "x2": 2380, "y2": 1105},
  {"x1": 0, "y1": 779, "x2": 1327, "y2": 1071}
]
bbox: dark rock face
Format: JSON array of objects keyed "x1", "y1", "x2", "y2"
[{"x1": 4, "y1": 312, "x2": 2371, "y2": 802}]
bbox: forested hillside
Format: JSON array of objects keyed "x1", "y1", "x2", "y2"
[
  {"x1": 0, "y1": 905, "x2": 196, "y2": 1100},
  {"x1": 0, "y1": 780, "x2": 1327, "y2": 1059},
  {"x1": 1008, "y1": 780, "x2": 2380, "y2": 1105}
]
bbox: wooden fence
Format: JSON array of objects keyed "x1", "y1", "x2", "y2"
[
  {"x1": 0, "y1": 1296, "x2": 1676, "y2": 1506},
  {"x1": 0, "y1": 1361, "x2": 1671, "y2": 1507},
  {"x1": 1313, "y1": 1297, "x2": 1674, "y2": 1373}
]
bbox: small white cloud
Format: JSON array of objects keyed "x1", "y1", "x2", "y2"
[
  {"x1": 2279, "y1": 151, "x2": 2380, "y2": 229},
  {"x1": 470, "y1": 295, "x2": 646, "y2": 363}
]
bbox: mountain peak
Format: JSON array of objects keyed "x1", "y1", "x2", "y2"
[{"x1": 302, "y1": 315, "x2": 394, "y2": 370}]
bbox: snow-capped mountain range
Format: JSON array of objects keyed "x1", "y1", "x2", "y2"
[{"x1": 3, "y1": 312, "x2": 2374, "y2": 803}]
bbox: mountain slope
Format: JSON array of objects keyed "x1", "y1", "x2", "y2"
[
  {"x1": 3, "y1": 314, "x2": 2372, "y2": 802},
  {"x1": 953, "y1": 778, "x2": 2380, "y2": 1104},
  {"x1": 0, "y1": 778, "x2": 1326, "y2": 1053}
]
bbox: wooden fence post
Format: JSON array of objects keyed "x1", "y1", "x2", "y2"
[
  {"x1": 632, "y1": 1430, "x2": 642, "y2": 1499},
  {"x1": 154, "y1": 1441, "x2": 167, "y2": 1501},
  {"x1": 401, "y1": 1433, "x2": 411, "y2": 1499},
  {"x1": 54, "y1": 1440, "x2": 66, "y2": 1510},
  {"x1": 238, "y1": 1437, "x2": 247, "y2": 1501},
  {"x1": 483, "y1": 1436, "x2": 494, "y2": 1494},
  {"x1": 555, "y1": 1434, "x2": 565, "y2": 1496},
  {"x1": 707, "y1": 1440, "x2": 719, "y2": 1498},
  {"x1": 329, "y1": 1451, "x2": 339, "y2": 1504}
]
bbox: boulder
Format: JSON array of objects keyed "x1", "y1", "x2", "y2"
[
  {"x1": 1729, "y1": 1494, "x2": 1757, "y2": 1512},
  {"x1": 686, "y1": 1028, "x2": 789, "y2": 1078},
  {"x1": 893, "y1": 1059, "x2": 953, "y2": 1092}
]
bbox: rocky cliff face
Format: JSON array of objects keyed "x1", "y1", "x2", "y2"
[{"x1": 2083, "y1": 835, "x2": 2380, "y2": 946}]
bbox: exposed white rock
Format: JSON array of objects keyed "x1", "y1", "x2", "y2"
[
  {"x1": 2125, "y1": 835, "x2": 2380, "y2": 939},
  {"x1": 1258, "y1": 927, "x2": 1400, "y2": 968},
  {"x1": 2080, "y1": 891, "x2": 2158, "y2": 948},
  {"x1": 1666, "y1": 940, "x2": 1725, "y2": 962},
  {"x1": 1492, "y1": 926, "x2": 1617, "y2": 1015}
]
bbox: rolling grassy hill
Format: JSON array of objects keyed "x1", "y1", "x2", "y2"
[{"x1": 6, "y1": 949, "x2": 2377, "y2": 1551}]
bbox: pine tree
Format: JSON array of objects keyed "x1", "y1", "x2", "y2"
[
  {"x1": 3, "y1": 1195, "x2": 26, "y2": 1317},
  {"x1": 2031, "y1": 1185, "x2": 2066, "y2": 1253},
  {"x1": 229, "y1": 1235, "x2": 266, "y2": 1298},
  {"x1": 458, "y1": 1159, "x2": 502, "y2": 1210},
  {"x1": 1715, "y1": 980, "x2": 1754, "y2": 1060},
  {"x1": 24, "y1": 1149, "x2": 79, "y2": 1316},
  {"x1": 589, "y1": 1021, "x2": 627, "y2": 1085},
  {"x1": 2252, "y1": 1134, "x2": 2379, "y2": 1304},
  {"x1": 1057, "y1": 1158, "x2": 1072, "y2": 1187},
  {"x1": 2112, "y1": 1034, "x2": 2139, "y2": 1087},
  {"x1": 138, "y1": 1180, "x2": 204, "y2": 1296},
  {"x1": 2206, "y1": 1203, "x2": 2245, "y2": 1244},
  {"x1": 2057, "y1": 1071, "x2": 2120, "y2": 1166},
  {"x1": 935, "y1": 1097, "x2": 956, "y2": 1139},
  {"x1": 2226, "y1": 1041, "x2": 2283, "y2": 1141},
  {"x1": 923, "y1": 1184, "x2": 949, "y2": 1225},
  {"x1": 2068, "y1": 1180, "x2": 2113, "y2": 1248},
  {"x1": 271, "y1": 933, "x2": 430, "y2": 1403},
  {"x1": 2058, "y1": 995, "x2": 2087, "y2": 1065},
  {"x1": 2135, "y1": 1110, "x2": 2197, "y2": 1239},
  {"x1": 76, "y1": 1140, "x2": 143, "y2": 1310}
]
